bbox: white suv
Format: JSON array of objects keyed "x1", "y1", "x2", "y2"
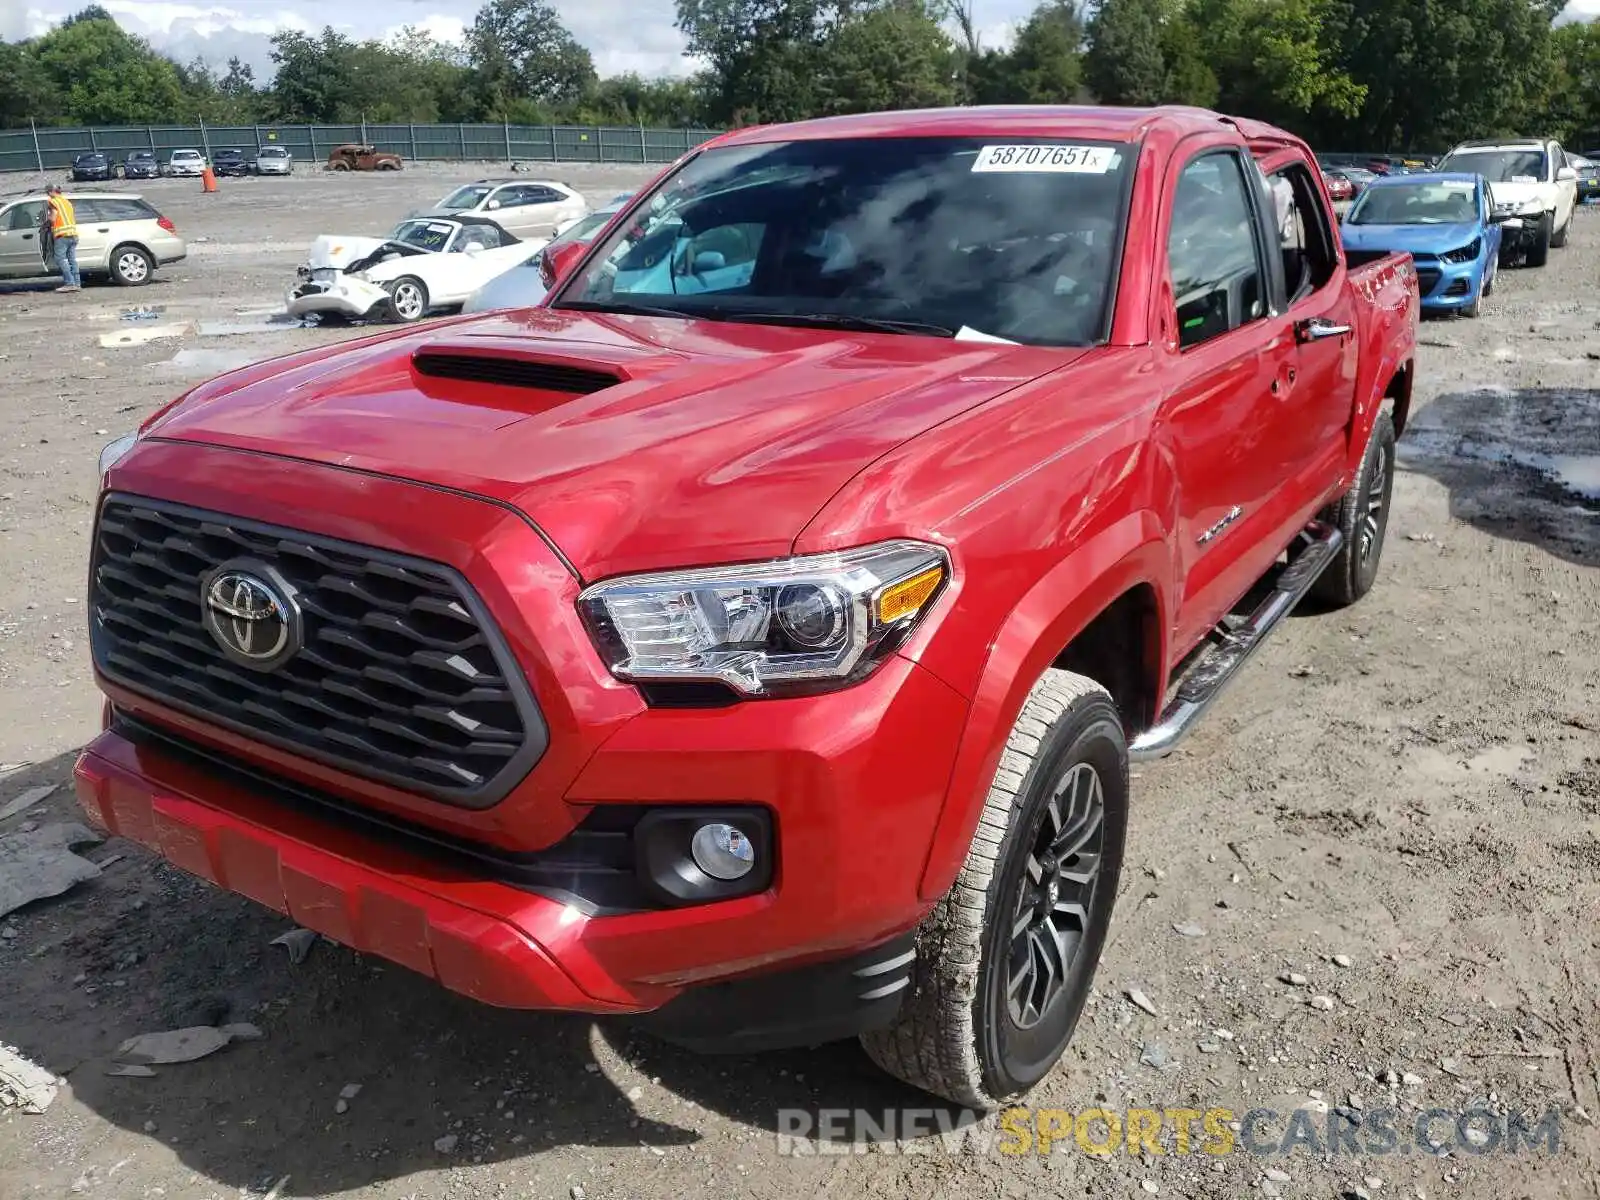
[
  {"x1": 424, "y1": 179, "x2": 589, "y2": 240},
  {"x1": 1436, "y1": 137, "x2": 1579, "y2": 266}
]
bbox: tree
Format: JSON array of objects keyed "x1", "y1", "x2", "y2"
[
  {"x1": 468, "y1": 0, "x2": 596, "y2": 116},
  {"x1": 29, "y1": 13, "x2": 185, "y2": 123},
  {"x1": 1549, "y1": 19, "x2": 1600, "y2": 149},
  {"x1": 1190, "y1": 0, "x2": 1360, "y2": 126},
  {"x1": 267, "y1": 28, "x2": 357, "y2": 123},
  {"x1": 816, "y1": 1, "x2": 958, "y2": 114},
  {"x1": 0, "y1": 42, "x2": 63, "y2": 125},
  {"x1": 675, "y1": 0, "x2": 852, "y2": 124},
  {"x1": 1084, "y1": 0, "x2": 1167, "y2": 104},
  {"x1": 1008, "y1": 0, "x2": 1087, "y2": 101}
]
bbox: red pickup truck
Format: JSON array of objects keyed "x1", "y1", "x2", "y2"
[{"x1": 78, "y1": 106, "x2": 1418, "y2": 1108}]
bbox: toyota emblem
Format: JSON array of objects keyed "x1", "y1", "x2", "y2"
[{"x1": 201, "y1": 565, "x2": 301, "y2": 670}]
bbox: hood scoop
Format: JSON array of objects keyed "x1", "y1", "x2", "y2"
[{"x1": 413, "y1": 343, "x2": 625, "y2": 396}]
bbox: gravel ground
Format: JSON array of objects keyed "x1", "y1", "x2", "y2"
[{"x1": 0, "y1": 169, "x2": 1597, "y2": 1200}]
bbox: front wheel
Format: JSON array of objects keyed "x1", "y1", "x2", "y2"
[
  {"x1": 1550, "y1": 211, "x2": 1570, "y2": 249},
  {"x1": 861, "y1": 670, "x2": 1128, "y2": 1109},
  {"x1": 1312, "y1": 411, "x2": 1395, "y2": 607},
  {"x1": 1526, "y1": 213, "x2": 1552, "y2": 267},
  {"x1": 384, "y1": 276, "x2": 429, "y2": 323}
]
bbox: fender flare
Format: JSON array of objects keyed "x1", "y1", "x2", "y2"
[
  {"x1": 916, "y1": 510, "x2": 1172, "y2": 902},
  {"x1": 1348, "y1": 347, "x2": 1412, "y2": 478}
]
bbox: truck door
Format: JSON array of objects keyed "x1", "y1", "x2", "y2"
[
  {"x1": 1157, "y1": 148, "x2": 1310, "y2": 654},
  {"x1": 1264, "y1": 160, "x2": 1356, "y2": 507}
]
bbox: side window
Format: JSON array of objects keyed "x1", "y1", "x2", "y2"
[
  {"x1": 1167, "y1": 152, "x2": 1266, "y2": 350},
  {"x1": 492, "y1": 186, "x2": 528, "y2": 209},
  {"x1": 525, "y1": 187, "x2": 562, "y2": 205},
  {"x1": 1268, "y1": 164, "x2": 1337, "y2": 303},
  {"x1": 71, "y1": 199, "x2": 102, "y2": 223},
  {"x1": 6, "y1": 202, "x2": 46, "y2": 231}
]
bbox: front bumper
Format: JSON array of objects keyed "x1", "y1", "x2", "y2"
[
  {"x1": 285, "y1": 275, "x2": 388, "y2": 319},
  {"x1": 1413, "y1": 254, "x2": 1487, "y2": 310},
  {"x1": 79, "y1": 442, "x2": 970, "y2": 1023}
]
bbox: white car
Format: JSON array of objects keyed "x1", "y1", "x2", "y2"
[
  {"x1": 166, "y1": 149, "x2": 207, "y2": 177},
  {"x1": 423, "y1": 178, "x2": 588, "y2": 240},
  {"x1": 286, "y1": 215, "x2": 545, "y2": 323},
  {"x1": 461, "y1": 195, "x2": 632, "y2": 314},
  {"x1": 1436, "y1": 137, "x2": 1579, "y2": 265}
]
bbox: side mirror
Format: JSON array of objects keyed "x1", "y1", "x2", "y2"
[
  {"x1": 487, "y1": 200, "x2": 502, "y2": 210},
  {"x1": 544, "y1": 239, "x2": 587, "y2": 284},
  {"x1": 1557, "y1": 166, "x2": 1578, "y2": 183},
  {"x1": 691, "y1": 250, "x2": 727, "y2": 274}
]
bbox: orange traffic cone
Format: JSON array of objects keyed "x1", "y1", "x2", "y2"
[{"x1": 201, "y1": 166, "x2": 218, "y2": 193}]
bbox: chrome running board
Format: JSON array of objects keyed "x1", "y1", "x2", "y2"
[{"x1": 1129, "y1": 520, "x2": 1343, "y2": 763}]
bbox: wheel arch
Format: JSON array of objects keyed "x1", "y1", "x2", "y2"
[
  {"x1": 917, "y1": 516, "x2": 1172, "y2": 902},
  {"x1": 108, "y1": 240, "x2": 155, "y2": 281}
]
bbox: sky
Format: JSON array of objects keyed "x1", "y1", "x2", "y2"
[{"x1": 0, "y1": 0, "x2": 1597, "y2": 82}]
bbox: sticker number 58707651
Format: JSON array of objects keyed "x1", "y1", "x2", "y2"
[{"x1": 971, "y1": 144, "x2": 1117, "y2": 173}]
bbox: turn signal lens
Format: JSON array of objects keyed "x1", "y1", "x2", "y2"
[{"x1": 877, "y1": 566, "x2": 944, "y2": 624}]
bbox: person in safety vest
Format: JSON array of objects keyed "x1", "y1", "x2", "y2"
[{"x1": 45, "y1": 184, "x2": 80, "y2": 293}]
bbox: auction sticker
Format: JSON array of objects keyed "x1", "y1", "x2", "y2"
[{"x1": 971, "y1": 144, "x2": 1118, "y2": 173}]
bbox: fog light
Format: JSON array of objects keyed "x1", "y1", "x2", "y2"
[{"x1": 691, "y1": 822, "x2": 755, "y2": 880}]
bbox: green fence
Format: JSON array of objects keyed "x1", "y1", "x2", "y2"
[{"x1": 0, "y1": 122, "x2": 726, "y2": 174}]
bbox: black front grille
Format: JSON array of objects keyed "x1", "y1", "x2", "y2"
[
  {"x1": 1415, "y1": 267, "x2": 1442, "y2": 296},
  {"x1": 413, "y1": 351, "x2": 619, "y2": 394},
  {"x1": 90, "y1": 495, "x2": 546, "y2": 808}
]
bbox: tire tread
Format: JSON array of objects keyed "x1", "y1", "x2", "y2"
[{"x1": 860, "y1": 669, "x2": 1114, "y2": 1108}]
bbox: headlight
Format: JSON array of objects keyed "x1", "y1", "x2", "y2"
[
  {"x1": 578, "y1": 540, "x2": 949, "y2": 697},
  {"x1": 1441, "y1": 238, "x2": 1481, "y2": 264},
  {"x1": 1517, "y1": 199, "x2": 1545, "y2": 216},
  {"x1": 98, "y1": 432, "x2": 137, "y2": 481}
]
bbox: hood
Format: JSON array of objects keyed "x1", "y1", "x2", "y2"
[
  {"x1": 1484, "y1": 179, "x2": 1557, "y2": 210},
  {"x1": 1341, "y1": 221, "x2": 1481, "y2": 254},
  {"x1": 141, "y1": 309, "x2": 1083, "y2": 580},
  {"x1": 305, "y1": 235, "x2": 403, "y2": 271}
]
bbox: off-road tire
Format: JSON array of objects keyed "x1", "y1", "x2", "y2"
[
  {"x1": 860, "y1": 670, "x2": 1128, "y2": 1109},
  {"x1": 109, "y1": 243, "x2": 153, "y2": 287},
  {"x1": 1526, "y1": 213, "x2": 1552, "y2": 266},
  {"x1": 1551, "y1": 211, "x2": 1570, "y2": 249},
  {"x1": 384, "y1": 276, "x2": 429, "y2": 323},
  {"x1": 1312, "y1": 411, "x2": 1395, "y2": 607}
]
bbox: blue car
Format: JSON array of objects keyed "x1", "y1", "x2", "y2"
[{"x1": 1339, "y1": 172, "x2": 1506, "y2": 317}]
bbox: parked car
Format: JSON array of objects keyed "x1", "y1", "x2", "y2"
[
  {"x1": 460, "y1": 194, "x2": 632, "y2": 313},
  {"x1": 70, "y1": 152, "x2": 114, "y2": 182},
  {"x1": 253, "y1": 145, "x2": 293, "y2": 176},
  {"x1": 212, "y1": 148, "x2": 250, "y2": 177},
  {"x1": 1322, "y1": 171, "x2": 1354, "y2": 203},
  {"x1": 423, "y1": 179, "x2": 588, "y2": 240},
  {"x1": 1333, "y1": 166, "x2": 1378, "y2": 197},
  {"x1": 81, "y1": 104, "x2": 1418, "y2": 1109},
  {"x1": 0, "y1": 190, "x2": 185, "y2": 285},
  {"x1": 1340, "y1": 172, "x2": 1506, "y2": 317},
  {"x1": 285, "y1": 214, "x2": 537, "y2": 322},
  {"x1": 1434, "y1": 136, "x2": 1578, "y2": 267},
  {"x1": 166, "y1": 149, "x2": 207, "y2": 177},
  {"x1": 121, "y1": 151, "x2": 160, "y2": 180},
  {"x1": 326, "y1": 144, "x2": 402, "y2": 172},
  {"x1": 1573, "y1": 155, "x2": 1599, "y2": 204}
]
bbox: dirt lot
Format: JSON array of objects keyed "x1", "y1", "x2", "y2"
[{"x1": 1, "y1": 168, "x2": 1598, "y2": 1200}]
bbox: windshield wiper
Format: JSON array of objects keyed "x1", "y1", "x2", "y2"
[
  {"x1": 721, "y1": 312, "x2": 957, "y2": 338},
  {"x1": 559, "y1": 299, "x2": 709, "y2": 321}
]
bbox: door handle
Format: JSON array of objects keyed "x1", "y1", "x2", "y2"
[
  {"x1": 1296, "y1": 317, "x2": 1351, "y2": 342},
  {"x1": 21, "y1": 233, "x2": 34, "y2": 241},
  {"x1": 97, "y1": 227, "x2": 110, "y2": 232}
]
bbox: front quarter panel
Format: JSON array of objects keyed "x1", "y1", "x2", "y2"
[{"x1": 795, "y1": 347, "x2": 1176, "y2": 902}]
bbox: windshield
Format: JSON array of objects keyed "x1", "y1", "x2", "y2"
[
  {"x1": 173, "y1": 151, "x2": 200, "y2": 160},
  {"x1": 438, "y1": 185, "x2": 493, "y2": 211},
  {"x1": 556, "y1": 135, "x2": 1134, "y2": 346},
  {"x1": 390, "y1": 219, "x2": 456, "y2": 252},
  {"x1": 1437, "y1": 149, "x2": 1547, "y2": 183},
  {"x1": 260, "y1": 148, "x2": 288, "y2": 157},
  {"x1": 554, "y1": 211, "x2": 613, "y2": 246},
  {"x1": 1349, "y1": 181, "x2": 1480, "y2": 225}
]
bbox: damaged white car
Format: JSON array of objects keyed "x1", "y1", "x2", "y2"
[{"x1": 286, "y1": 215, "x2": 545, "y2": 323}]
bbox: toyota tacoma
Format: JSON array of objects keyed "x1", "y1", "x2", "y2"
[{"x1": 78, "y1": 106, "x2": 1418, "y2": 1108}]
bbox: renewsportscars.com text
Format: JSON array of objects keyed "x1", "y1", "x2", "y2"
[{"x1": 774, "y1": 1106, "x2": 1564, "y2": 1158}]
